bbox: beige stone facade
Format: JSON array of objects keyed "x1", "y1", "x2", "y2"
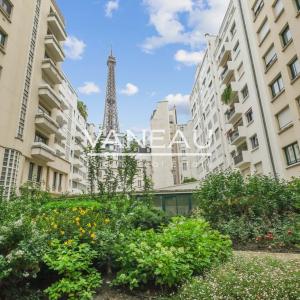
[
  {"x1": 0, "y1": 0, "x2": 71, "y2": 196},
  {"x1": 241, "y1": 0, "x2": 300, "y2": 178}
]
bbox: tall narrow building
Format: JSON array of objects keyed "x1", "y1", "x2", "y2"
[{"x1": 102, "y1": 51, "x2": 119, "y2": 136}]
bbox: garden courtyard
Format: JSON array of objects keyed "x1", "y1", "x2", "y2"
[{"x1": 0, "y1": 172, "x2": 299, "y2": 299}]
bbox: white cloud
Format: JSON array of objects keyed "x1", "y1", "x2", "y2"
[
  {"x1": 64, "y1": 36, "x2": 86, "y2": 60},
  {"x1": 105, "y1": 0, "x2": 119, "y2": 17},
  {"x1": 142, "y1": 0, "x2": 230, "y2": 52},
  {"x1": 166, "y1": 93, "x2": 190, "y2": 115},
  {"x1": 78, "y1": 82, "x2": 101, "y2": 95},
  {"x1": 174, "y1": 49, "x2": 204, "y2": 66},
  {"x1": 121, "y1": 83, "x2": 139, "y2": 96}
]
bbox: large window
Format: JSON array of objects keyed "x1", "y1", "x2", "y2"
[
  {"x1": 253, "y1": 0, "x2": 264, "y2": 17},
  {"x1": 242, "y1": 85, "x2": 249, "y2": 99},
  {"x1": 250, "y1": 134, "x2": 259, "y2": 149},
  {"x1": 273, "y1": 0, "x2": 284, "y2": 17},
  {"x1": 284, "y1": 142, "x2": 300, "y2": 166},
  {"x1": 0, "y1": 0, "x2": 12, "y2": 17},
  {"x1": 281, "y1": 25, "x2": 292, "y2": 47},
  {"x1": 277, "y1": 106, "x2": 292, "y2": 130},
  {"x1": 264, "y1": 46, "x2": 277, "y2": 69},
  {"x1": 289, "y1": 57, "x2": 300, "y2": 80},
  {"x1": 295, "y1": 0, "x2": 300, "y2": 11},
  {"x1": 258, "y1": 19, "x2": 270, "y2": 43},
  {"x1": 35, "y1": 132, "x2": 48, "y2": 144},
  {"x1": 246, "y1": 108, "x2": 253, "y2": 124},
  {"x1": 0, "y1": 30, "x2": 6, "y2": 47},
  {"x1": 270, "y1": 75, "x2": 284, "y2": 98}
]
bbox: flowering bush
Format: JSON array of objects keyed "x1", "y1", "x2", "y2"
[
  {"x1": 113, "y1": 217, "x2": 232, "y2": 289},
  {"x1": 195, "y1": 172, "x2": 300, "y2": 249},
  {"x1": 44, "y1": 239, "x2": 101, "y2": 300},
  {"x1": 171, "y1": 257, "x2": 300, "y2": 300},
  {"x1": 0, "y1": 194, "x2": 47, "y2": 299}
]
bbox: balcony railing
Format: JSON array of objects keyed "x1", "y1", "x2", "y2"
[{"x1": 233, "y1": 152, "x2": 244, "y2": 165}]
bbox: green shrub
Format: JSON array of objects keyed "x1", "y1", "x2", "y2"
[
  {"x1": 0, "y1": 194, "x2": 47, "y2": 299},
  {"x1": 171, "y1": 257, "x2": 300, "y2": 300},
  {"x1": 113, "y1": 217, "x2": 232, "y2": 289},
  {"x1": 195, "y1": 172, "x2": 300, "y2": 248},
  {"x1": 44, "y1": 239, "x2": 101, "y2": 300}
]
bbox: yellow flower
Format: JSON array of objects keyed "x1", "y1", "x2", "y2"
[
  {"x1": 87, "y1": 223, "x2": 92, "y2": 228},
  {"x1": 60, "y1": 230, "x2": 65, "y2": 235},
  {"x1": 90, "y1": 232, "x2": 96, "y2": 239},
  {"x1": 80, "y1": 227, "x2": 85, "y2": 233},
  {"x1": 64, "y1": 239, "x2": 73, "y2": 246},
  {"x1": 72, "y1": 207, "x2": 77, "y2": 212},
  {"x1": 104, "y1": 218, "x2": 110, "y2": 225},
  {"x1": 75, "y1": 217, "x2": 80, "y2": 222},
  {"x1": 93, "y1": 222, "x2": 97, "y2": 227},
  {"x1": 53, "y1": 224, "x2": 58, "y2": 229}
]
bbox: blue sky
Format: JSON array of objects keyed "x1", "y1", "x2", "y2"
[{"x1": 57, "y1": 0, "x2": 229, "y2": 132}]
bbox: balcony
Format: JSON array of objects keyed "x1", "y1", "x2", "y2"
[
  {"x1": 31, "y1": 142, "x2": 55, "y2": 162},
  {"x1": 72, "y1": 173, "x2": 82, "y2": 183},
  {"x1": 225, "y1": 103, "x2": 242, "y2": 125},
  {"x1": 233, "y1": 151, "x2": 251, "y2": 168},
  {"x1": 35, "y1": 113, "x2": 59, "y2": 135},
  {"x1": 218, "y1": 42, "x2": 231, "y2": 67},
  {"x1": 55, "y1": 140, "x2": 66, "y2": 157},
  {"x1": 39, "y1": 84, "x2": 61, "y2": 109},
  {"x1": 74, "y1": 144, "x2": 82, "y2": 156},
  {"x1": 55, "y1": 128, "x2": 66, "y2": 142},
  {"x1": 229, "y1": 126, "x2": 246, "y2": 146},
  {"x1": 45, "y1": 35, "x2": 65, "y2": 62},
  {"x1": 47, "y1": 12, "x2": 67, "y2": 42},
  {"x1": 75, "y1": 129, "x2": 85, "y2": 142},
  {"x1": 42, "y1": 59, "x2": 63, "y2": 85},
  {"x1": 56, "y1": 110, "x2": 67, "y2": 126},
  {"x1": 221, "y1": 66, "x2": 234, "y2": 84},
  {"x1": 73, "y1": 157, "x2": 83, "y2": 169}
]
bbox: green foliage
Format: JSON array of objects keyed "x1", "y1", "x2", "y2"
[
  {"x1": 44, "y1": 239, "x2": 101, "y2": 300},
  {"x1": 195, "y1": 172, "x2": 300, "y2": 249},
  {"x1": 171, "y1": 257, "x2": 300, "y2": 300},
  {"x1": 77, "y1": 100, "x2": 88, "y2": 121},
  {"x1": 43, "y1": 199, "x2": 101, "y2": 210},
  {"x1": 182, "y1": 177, "x2": 197, "y2": 184},
  {"x1": 113, "y1": 217, "x2": 232, "y2": 289},
  {"x1": 221, "y1": 85, "x2": 234, "y2": 104},
  {"x1": 0, "y1": 191, "x2": 47, "y2": 299}
]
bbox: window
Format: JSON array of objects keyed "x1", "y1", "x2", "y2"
[
  {"x1": 258, "y1": 19, "x2": 270, "y2": 43},
  {"x1": 281, "y1": 25, "x2": 292, "y2": 47},
  {"x1": 270, "y1": 75, "x2": 284, "y2": 97},
  {"x1": 284, "y1": 142, "x2": 300, "y2": 166},
  {"x1": 264, "y1": 46, "x2": 277, "y2": 69},
  {"x1": 273, "y1": 0, "x2": 284, "y2": 17},
  {"x1": 58, "y1": 174, "x2": 62, "y2": 189},
  {"x1": 242, "y1": 85, "x2": 249, "y2": 99},
  {"x1": 246, "y1": 109, "x2": 253, "y2": 123},
  {"x1": 250, "y1": 134, "x2": 259, "y2": 149},
  {"x1": 28, "y1": 163, "x2": 34, "y2": 181},
  {"x1": 289, "y1": 57, "x2": 300, "y2": 80},
  {"x1": 295, "y1": 0, "x2": 300, "y2": 11},
  {"x1": 277, "y1": 106, "x2": 292, "y2": 130},
  {"x1": 37, "y1": 166, "x2": 43, "y2": 183},
  {"x1": 233, "y1": 41, "x2": 240, "y2": 54},
  {"x1": 35, "y1": 132, "x2": 48, "y2": 144},
  {"x1": 230, "y1": 23, "x2": 236, "y2": 37},
  {"x1": 183, "y1": 162, "x2": 187, "y2": 171},
  {"x1": 0, "y1": 0, "x2": 12, "y2": 17},
  {"x1": 253, "y1": 0, "x2": 264, "y2": 17},
  {"x1": 53, "y1": 172, "x2": 57, "y2": 190},
  {"x1": 0, "y1": 29, "x2": 6, "y2": 47}
]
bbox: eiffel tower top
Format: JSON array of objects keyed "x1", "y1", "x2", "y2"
[{"x1": 102, "y1": 51, "x2": 119, "y2": 136}]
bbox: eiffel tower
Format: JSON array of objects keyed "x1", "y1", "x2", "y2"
[{"x1": 102, "y1": 50, "x2": 119, "y2": 136}]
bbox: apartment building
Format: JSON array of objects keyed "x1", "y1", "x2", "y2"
[
  {"x1": 190, "y1": 34, "x2": 230, "y2": 180},
  {"x1": 191, "y1": 0, "x2": 288, "y2": 179},
  {"x1": 0, "y1": 0, "x2": 73, "y2": 197},
  {"x1": 59, "y1": 78, "x2": 89, "y2": 194},
  {"x1": 239, "y1": 0, "x2": 300, "y2": 178},
  {"x1": 150, "y1": 102, "x2": 178, "y2": 189}
]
